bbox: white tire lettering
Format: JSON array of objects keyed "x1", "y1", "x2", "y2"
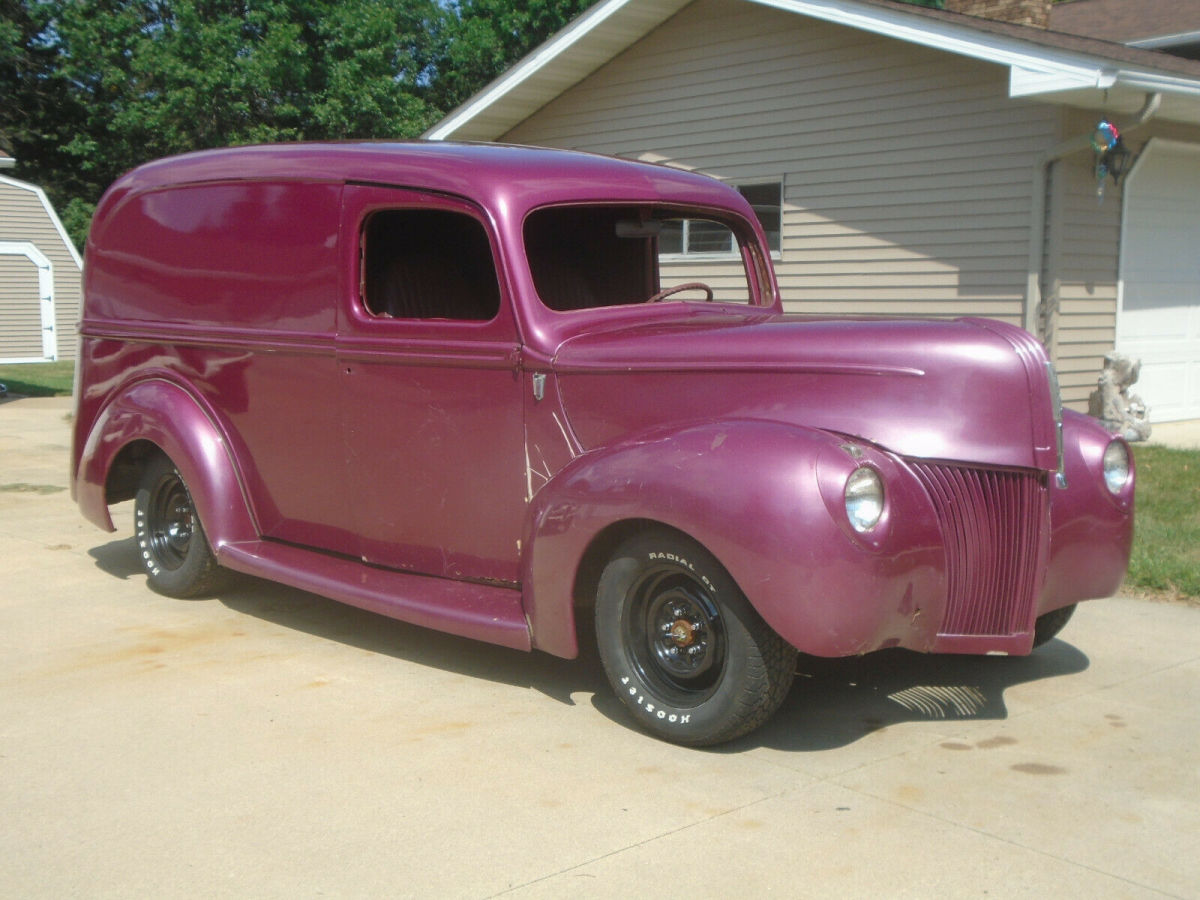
[
  {"x1": 646, "y1": 552, "x2": 716, "y2": 593},
  {"x1": 618, "y1": 673, "x2": 694, "y2": 727}
]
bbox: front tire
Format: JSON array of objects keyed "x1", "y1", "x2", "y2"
[
  {"x1": 595, "y1": 530, "x2": 796, "y2": 746},
  {"x1": 1032, "y1": 603, "x2": 1076, "y2": 648},
  {"x1": 134, "y1": 454, "x2": 223, "y2": 598}
]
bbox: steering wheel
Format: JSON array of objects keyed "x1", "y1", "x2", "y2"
[{"x1": 646, "y1": 282, "x2": 714, "y2": 303}]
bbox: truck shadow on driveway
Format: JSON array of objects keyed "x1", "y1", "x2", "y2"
[
  {"x1": 88, "y1": 536, "x2": 607, "y2": 705},
  {"x1": 90, "y1": 536, "x2": 1090, "y2": 752},
  {"x1": 736, "y1": 642, "x2": 1090, "y2": 752}
]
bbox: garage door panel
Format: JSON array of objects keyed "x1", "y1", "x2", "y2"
[
  {"x1": 1118, "y1": 141, "x2": 1200, "y2": 422},
  {"x1": 1121, "y1": 283, "x2": 1199, "y2": 315}
]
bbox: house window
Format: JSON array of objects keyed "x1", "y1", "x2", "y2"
[
  {"x1": 739, "y1": 182, "x2": 782, "y2": 253},
  {"x1": 660, "y1": 182, "x2": 782, "y2": 257}
]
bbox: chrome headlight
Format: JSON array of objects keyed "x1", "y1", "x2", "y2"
[
  {"x1": 1102, "y1": 441, "x2": 1131, "y2": 495},
  {"x1": 845, "y1": 467, "x2": 884, "y2": 533}
]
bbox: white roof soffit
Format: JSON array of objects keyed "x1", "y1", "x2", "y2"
[
  {"x1": 427, "y1": 0, "x2": 1200, "y2": 141},
  {"x1": 425, "y1": 0, "x2": 693, "y2": 141}
]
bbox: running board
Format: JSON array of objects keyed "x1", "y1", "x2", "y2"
[{"x1": 218, "y1": 540, "x2": 531, "y2": 652}]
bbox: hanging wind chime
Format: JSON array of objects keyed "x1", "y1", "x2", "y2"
[{"x1": 1091, "y1": 118, "x2": 1132, "y2": 202}]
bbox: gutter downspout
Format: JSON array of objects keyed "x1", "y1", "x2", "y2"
[{"x1": 1023, "y1": 92, "x2": 1162, "y2": 337}]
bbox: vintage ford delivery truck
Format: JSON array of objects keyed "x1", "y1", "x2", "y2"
[{"x1": 72, "y1": 142, "x2": 1134, "y2": 745}]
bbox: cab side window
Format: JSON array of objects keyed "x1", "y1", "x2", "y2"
[{"x1": 362, "y1": 209, "x2": 501, "y2": 321}]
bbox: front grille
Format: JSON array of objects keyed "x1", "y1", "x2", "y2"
[{"x1": 909, "y1": 462, "x2": 1047, "y2": 637}]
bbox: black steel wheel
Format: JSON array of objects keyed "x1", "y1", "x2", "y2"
[
  {"x1": 134, "y1": 454, "x2": 223, "y2": 598},
  {"x1": 1032, "y1": 603, "x2": 1077, "y2": 649},
  {"x1": 595, "y1": 529, "x2": 796, "y2": 746}
]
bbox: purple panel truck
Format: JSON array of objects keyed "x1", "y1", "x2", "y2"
[{"x1": 72, "y1": 143, "x2": 1134, "y2": 745}]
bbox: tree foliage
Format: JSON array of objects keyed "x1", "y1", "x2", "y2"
[
  {"x1": 426, "y1": 0, "x2": 593, "y2": 112},
  {"x1": 1, "y1": 0, "x2": 591, "y2": 247}
]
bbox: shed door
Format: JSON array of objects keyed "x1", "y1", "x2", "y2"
[
  {"x1": 1118, "y1": 141, "x2": 1200, "y2": 422},
  {"x1": 0, "y1": 242, "x2": 56, "y2": 363}
]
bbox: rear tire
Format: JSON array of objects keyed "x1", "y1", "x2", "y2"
[
  {"x1": 134, "y1": 454, "x2": 223, "y2": 598},
  {"x1": 594, "y1": 529, "x2": 796, "y2": 746}
]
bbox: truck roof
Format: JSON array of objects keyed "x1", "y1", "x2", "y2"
[{"x1": 100, "y1": 141, "x2": 746, "y2": 217}]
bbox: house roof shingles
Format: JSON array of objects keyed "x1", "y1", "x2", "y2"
[
  {"x1": 865, "y1": 0, "x2": 1200, "y2": 79},
  {"x1": 1049, "y1": 0, "x2": 1200, "y2": 45}
]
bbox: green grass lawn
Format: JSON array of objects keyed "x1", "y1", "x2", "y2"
[
  {"x1": 2, "y1": 360, "x2": 1195, "y2": 600},
  {"x1": 0, "y1": 360, "x2": 75, "y2": 397},
  {"x1": 1127, "y1": 444, "x2": 1200, "y2": 601}
]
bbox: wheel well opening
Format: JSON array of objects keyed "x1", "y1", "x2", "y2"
[
  {"x1": 105, "y1": 439, "x2": 165, "y2": 505},
  {"x1": 571, "y1": 519, "x2": 711, "y2": 642}
]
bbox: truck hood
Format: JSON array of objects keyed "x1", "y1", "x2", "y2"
[{"x1": 551, "y1": 312, "x2": 1058, "y2": 470}]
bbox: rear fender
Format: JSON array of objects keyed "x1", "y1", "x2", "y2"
[
  {"x1": 74, "y1": 378, "x2": 257, "y2": 549},
  {"x1": 521, "y1": 420, "x2": 945, "y2": 658}
]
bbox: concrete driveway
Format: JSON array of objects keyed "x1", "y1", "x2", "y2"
[{"x1": 2, "y1": 396, "x2": 1198, "y2": 898}]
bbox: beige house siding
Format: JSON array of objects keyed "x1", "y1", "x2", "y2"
[
  {"x1": 1044, "y1": 148, "x2": 1120, "y2": 408},
  {"x1": 1046, "y1": 113, "x2": 1200, "y2": 407},
  {"x1": 504, "y1": 0, "x2": 1060, "y2": 329},
  {"x1": 0, "y1": 176, "x2": 83, "y2": 362}
]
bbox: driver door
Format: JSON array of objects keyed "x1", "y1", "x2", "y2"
[{"x1": 336, "y1": 185, "x2": 526, "y2": 584}]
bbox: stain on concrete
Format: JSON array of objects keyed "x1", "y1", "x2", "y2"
[
  {"x1": 976, "y1": 736, "x2": 1018, "y2": 749},
  {"x1": 1010, "y1": 762, "x2": 1067, "y2": 775},
  {"x1": 940, "y1": 741, "x2": 973, "y2": 751},
  {"x1": 1, "y1": 483, "x2": 66, "y2": 494}
]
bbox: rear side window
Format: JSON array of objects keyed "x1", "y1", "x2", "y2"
[{"x1": 362, "y1": 209, "x2": 501, "y2": 321}]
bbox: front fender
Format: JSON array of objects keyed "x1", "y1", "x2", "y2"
[
  {"x1": 1039, "y1": 409, "x2": 1135, "y2": 610},
  {"x1": 521, "y1": 420, "x2": 946, "y2": 658},
  {"x1": 74, "y1": 378, "x2": 257, "y2": 549}
]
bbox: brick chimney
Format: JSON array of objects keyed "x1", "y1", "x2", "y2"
[{"x1": 944, "y1": 0, "x2": 1053, "y2": 28}]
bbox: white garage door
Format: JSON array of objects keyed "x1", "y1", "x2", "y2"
[{"x1": 1118, "y1": 140, "x2": 1200, "y2": 422}]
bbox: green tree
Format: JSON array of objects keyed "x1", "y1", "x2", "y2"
[
  {"x1": 2, "y1": 0, "x2": 595, "y2": 247},
  {"x1": 1, "y1": 0, "x2": 91, "y2": 238},
  {"x1": 427, "y1": 0, "x2": 594, "y2": 111},
  {"x1": 3, "y1": 0, "x2": 444, "y2": 246}
]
